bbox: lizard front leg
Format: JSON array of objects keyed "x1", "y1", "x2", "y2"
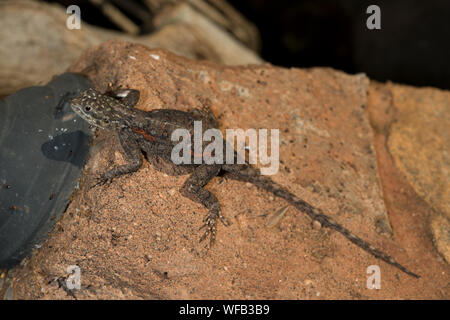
[
  {"x1": 180, "y1": 164, "x2": 229, "y2": 246},
  {"x1": 98, "y1": 128, "x2": 143, "y2": 184}
]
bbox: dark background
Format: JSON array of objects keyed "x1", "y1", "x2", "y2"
[
  {"x1": 50, "y1": 0, "x2": 450, "y2": 90},
  {"x1": 229, "y1": 0, "x2": 450, "y2": 90}
]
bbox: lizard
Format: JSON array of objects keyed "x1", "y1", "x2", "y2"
[{"x1": 69, "y1": 87, "x2": 420, "y2": 278}]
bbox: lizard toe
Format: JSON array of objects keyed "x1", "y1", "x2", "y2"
[{"x1": 199, "y1": 212, "x2": 218, "y2": 246}]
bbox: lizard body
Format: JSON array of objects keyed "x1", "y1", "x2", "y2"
[{"x1": 70, "y1": 88, "x2": 419, "y2": 278}]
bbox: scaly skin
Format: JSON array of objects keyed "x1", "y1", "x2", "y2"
[{"x1": 70, "y1": 87, "x2": 420, "y2": 278}]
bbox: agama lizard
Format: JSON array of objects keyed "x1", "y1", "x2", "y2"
[{"x1": 70, "y1": 87, "x2": 420, "y2": 278}]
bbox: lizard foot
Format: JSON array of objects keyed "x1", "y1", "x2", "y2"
[
  {"x1": 89, "y1": 174, "x2": 113, "y2": 189},
  {"x1": 199, "y1": 206, "x2": 229, "y2": 247}
]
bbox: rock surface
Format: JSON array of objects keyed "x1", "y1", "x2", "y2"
[
  {"x1": 387, "y1": 85, "x2": 449, "y2": 219},
  {"x1": 5, "y1": 41, "x2": 449, "y2": 299},
  {"x1": 382, "y1": 83, "x2": 450, "y2": 264}
]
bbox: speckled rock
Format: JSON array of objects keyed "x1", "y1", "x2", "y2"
[
  {"x1": 387, "y1": 85, "x2": 449, "y2": 218},
  {"x1": 7, "y1": 41, "x2": 450, "y2": 300},
  {"x1": 385, "y1": 84, "x2": 450, "y2": 263},
  {"x1": 430, "y1": 214, "x2": 450, "y2": 264}
]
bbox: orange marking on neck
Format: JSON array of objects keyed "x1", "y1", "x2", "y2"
[{"x1": 131, "y1": 127, "x2": 155, "y2": 142}]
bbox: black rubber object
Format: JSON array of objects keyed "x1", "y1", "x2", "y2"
[{"x1": 0, "y1": 73, "x2": 93, "y2": 268}]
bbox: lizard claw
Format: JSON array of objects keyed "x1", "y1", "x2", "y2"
[
  {"x1": 219, "y1": 214, "x2": 230, "y2": 226},
  {"x1": 89, "y1": 174, "x2": 112, "y2": 189},
  {"x1": 199, "y1": 208, "x2": 229, "y2": 247},
  {"x1": 199, "y1": 215, "x2": 216, "y2": 247}
]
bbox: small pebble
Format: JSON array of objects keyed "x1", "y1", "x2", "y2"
[
  {"x1": 150, "y1": 54, "x2": 160, "y2": 60},
  {"x1": 304, "y1": 279, "x2": 313, "y2": 286},
  {"x1": 313, "y1": 220, "x2": 322, "y2": 230}
]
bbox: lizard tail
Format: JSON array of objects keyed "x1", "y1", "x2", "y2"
[
  {"x1": 291, "y1": 197, "x2": 421, "y2": 278},
  {"x1": 225, "y1": 164, "x2": 420, "y2": 278}
]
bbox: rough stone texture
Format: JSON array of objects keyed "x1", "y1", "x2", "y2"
[
  {"x1": 380, "y1": 83, "x2": 450, "y2": 264},
  {"x1": 387, "y1": 85, "x2": 449, "y2": 219},
  {"x1": 5, "y1": 41, "x2": 449, "y2": 299},
  {"x1": 430, "y1": 215, "x2": 450, "y2": 264},
  {"x1": 367, "y1": 82, "x2": 450, "y2": 284}
]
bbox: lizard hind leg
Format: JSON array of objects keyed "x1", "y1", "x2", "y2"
[{"x1": 180, "y1": 164, "x2": 229, "y2": 247}]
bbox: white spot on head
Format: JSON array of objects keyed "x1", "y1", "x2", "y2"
[
  {"x1": 129, "y1": 55, "x2": 137, "y2": 60},
  {"x1": 150, "y1": 54, "x2": 160, "y2": 60}
]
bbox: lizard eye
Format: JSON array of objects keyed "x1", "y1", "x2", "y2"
[
  {"x1": 104, "y1": 119, "x2": 110, "y2": 124},
  {"x1": 85, "y1": 106, "x2": 91, "y2": 111}
]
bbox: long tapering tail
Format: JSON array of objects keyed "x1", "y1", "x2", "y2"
[{"x1": 224, "y1": 164, "x2": 420, "y2": 278}]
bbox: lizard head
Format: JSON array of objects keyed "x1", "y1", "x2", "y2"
[{"x1": 70, "y1": 88, "x2": 122, "y2": 130}]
